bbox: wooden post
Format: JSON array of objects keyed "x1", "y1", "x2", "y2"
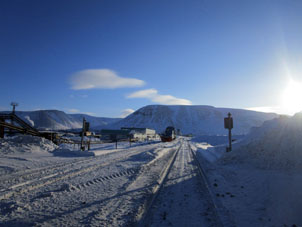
[
  {"x1": 80, "y1": 118, "x2": 86, "y2": 151},
  {"x1": 228, "y1": 126, "x2": 232, "y2": 152},
  {"x1": 0, "y1": 118, "x2": 4, "y2": 138}
]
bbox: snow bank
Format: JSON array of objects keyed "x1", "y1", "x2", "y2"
[
  {"x1": 0, "y1": 135, "x2": 57, "y2": 154},
  {"x1": 192, "y1": 135, "x2": 245, "y2": 146},
  {"x1": 221, "y1": 113, "x2": 302, "y2": 171}
]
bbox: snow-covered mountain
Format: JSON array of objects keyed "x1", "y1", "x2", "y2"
[
  {"x1": 2, "y1": 110, "x2": 120, "y2": 130},
  {"x1": 107, "y1": 105, "x2": 278, "y2": 135}
]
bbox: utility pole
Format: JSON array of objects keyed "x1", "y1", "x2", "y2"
[
  {"x1": 11, "y1": 102, "x2": 18, "y2": 114},
  {"x1": 0, "y1": 118, "x2": 4, "y2": 138},
  {"x1": 10, "y1": 102, "x2": 18, "y2": 135},
  {"x1": 80, "y1": 117, "x2": 86, "y2": 151},
  {"x1": 224, "y1": 112, "x2": 233, "y2": 152}
]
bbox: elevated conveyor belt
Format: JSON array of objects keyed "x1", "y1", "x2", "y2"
[
  {"x1": 0, "y1": 121, "x2": 41, "y2": 137},
  {"x1": 0, "y1": 113, "x2": 41, "y2": 138}
]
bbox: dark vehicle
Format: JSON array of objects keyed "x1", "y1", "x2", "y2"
[{"x1": 160, "y1": 126, "x2": 176, "y2": 142}]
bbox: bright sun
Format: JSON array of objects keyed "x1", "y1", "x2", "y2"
[{"x1": 282, "y1": 79, "x2": 302, "y2": 115}]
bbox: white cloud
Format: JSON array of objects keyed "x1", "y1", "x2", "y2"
[
  {"x1": 120, "y1": 108, "x2": 135, "y2": 118},
  {"x1": 127, "y1": 89, "x2": 192, "y2": 105},
  {"x1": 127, "y1": 89, "x2": 157, "y2": 98},
  {"x1": 70, "y1": 69, "x2": 145, "y2": 90}
]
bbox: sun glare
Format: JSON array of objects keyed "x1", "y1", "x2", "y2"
[{"x1": 282, "y1": 79, "x2": 302, "y2": 115}]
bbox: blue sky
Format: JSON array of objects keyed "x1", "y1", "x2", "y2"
[{"x1": 1, "y1": 0, "x2": 302, "y2": 117}]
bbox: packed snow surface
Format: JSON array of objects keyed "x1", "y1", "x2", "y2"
[
  {"x1": 2, "y1": 121, "x2": 302, "y2": 227},
  {"x1": 0, "y1": 135, "x2": 180, "y2": 226}
]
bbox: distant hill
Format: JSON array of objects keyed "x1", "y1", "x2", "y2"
[
  {"x1": 1, "y1": 110, "x2": 121, "y2": 130},
  {"x1": 106, "y1": 105, "x2": 278, "y2": 135}
]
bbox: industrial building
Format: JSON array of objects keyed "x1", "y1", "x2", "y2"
[{"x1": 100, "y1": 127, "x2": 158, "y2": 142}]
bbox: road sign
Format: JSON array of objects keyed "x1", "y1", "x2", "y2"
[
  {"x1": 224, "y1": 117, "x2": 233, "y2": 129},
  {"x1": 224, "y1": 112, "x2": 233, "y2": 152}
]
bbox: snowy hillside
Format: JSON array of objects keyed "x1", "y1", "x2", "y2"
[
  {"x1": 222, "y1": 112, "x2": 302, "y2": 171},
  {"x1": 70, "y1": 114, "x2": 120, "y2": 129},
  {"x1": 1, "y1": 110, "x2": 120, "y2": 130},
  {"x1": 108, "y1": 105, "x2": 278, "y2": 135}
]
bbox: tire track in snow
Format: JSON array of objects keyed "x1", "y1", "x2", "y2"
[
  {"x1": 17, "y1": 143, "x2": 179, "y2": 226},
  {"x1": 0, "y1": 143, "x2": 170, "y2": 201},
  {"x1": 84, "y1": 144, "x2": 180, "y2": 226},
  {"x1": 138, "y1": 139, "x2": 226, "y2": 227},
  {"x1": 0, "y1": 142, "x2": 171, "y2": 192}
]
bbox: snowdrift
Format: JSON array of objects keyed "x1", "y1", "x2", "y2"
[
  {"x1": 0, "y1": 135, "x2": 57, "y2": 154},
  {"x1": 221, "y1": 113, "x2": 302, "y2": 171},
  {"x1": 0, "y1": 135, "x2": 96, "y2": 157},
  {"x1": 192, "y1": 135, "x2": 245, "y2": 146}
]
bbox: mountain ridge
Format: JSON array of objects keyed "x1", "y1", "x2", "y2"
[
  {"x1": 1, "y1": 105, "x2": 279, "y2": 135},
  {"x1": 1, "y1": 110, "x2": 121, "y2": 130},
  {"x1": 106, "y1": 105, "x2": 278, "y2": 135}
]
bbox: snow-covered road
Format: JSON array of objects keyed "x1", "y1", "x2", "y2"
[
  {"x1": 0, "y1": 140, "x2": 180, "y2": 226},
  {"x1": 1, "y1": 138, "x2": 237, "y2": 226}
]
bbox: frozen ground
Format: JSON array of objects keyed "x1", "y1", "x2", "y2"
[
  {"x1": 191, "y1": 148, "x2": 302, "y2": 227},
  {"x1": 191, "y1": 114, "x2": 302, "y2": 227},
  {"x1": 1, "y1": 123, "x2": 302, "y2": 227},
  {"x1": 0, "y1": 135, "x2": 180, "y2": 226}
]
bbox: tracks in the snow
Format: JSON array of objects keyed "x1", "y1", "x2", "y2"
[
  {"x1": 0, "y1": 156, "x2": 94, "y2": 186},
  {"x1": 0, "y1": 144, "x2": 169, "y2": 201},
  {"x1": 135, "y1": 141, "x2": 182, "y2": 225},
  {"x1": 137, "y1": 139, "x2": 225, "y2": 227},
  {"x1": 37, "y1": 167, "x2": 141, "y2": 195},
  {"x1": 188, "y1": 143, "x2": 225, "y2": 227}
]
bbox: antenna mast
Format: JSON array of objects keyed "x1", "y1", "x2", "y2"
[{"x1": 11, "y1": 102, "x2": 18, "y2": 114}]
